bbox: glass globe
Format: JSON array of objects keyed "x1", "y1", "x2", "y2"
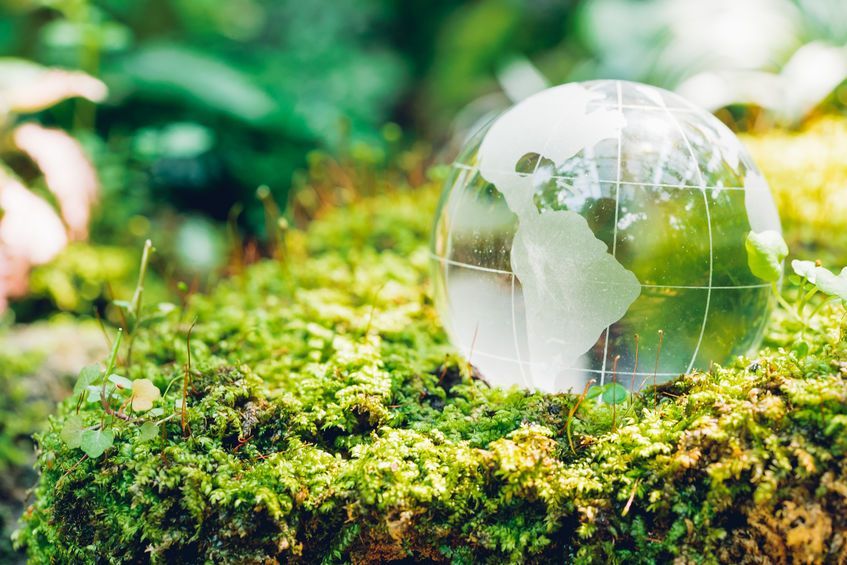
[{"x1": 431, "y1": 80, "x2": 781, "y2": 393}]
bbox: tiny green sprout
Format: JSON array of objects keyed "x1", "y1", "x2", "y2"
[
  {"x1": 789, "y1": 258, "x2": 847, "y2": 328},
  {"x1": 746, "y1": 231, "x2": 800, "y2": 321}
]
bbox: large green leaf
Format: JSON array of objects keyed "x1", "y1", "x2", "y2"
[{"x1": 113, "y1": 43, "x2": 276, "y2": 125}]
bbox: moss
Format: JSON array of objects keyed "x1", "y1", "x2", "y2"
[
  {"x1": 0, "y1": 349, "x2": 52, "y2": 562},
  {"x1": 15, "y1": 120, "x2": 847, "y2": 563}
]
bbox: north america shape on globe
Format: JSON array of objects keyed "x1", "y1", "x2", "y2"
[
  {"x1": 477, "y1": 85, "x2": 641, "y2": 394},
  {"x1": 433, "y1": 80, "x2": 782, "y2": 394}
]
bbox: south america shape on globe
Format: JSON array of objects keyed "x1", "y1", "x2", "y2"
[{"x1": 477, "y1": 83, "x2": 641, "y2": 393}]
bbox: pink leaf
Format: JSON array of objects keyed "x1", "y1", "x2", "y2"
[
  {"x1": 0, "y1": 64, "x2": 107, "y2": 113},
  {"x1": 0, "y1": 173, "x2": 68, "y2": 265},
  {"x1": 13, "y1": 123, "x2": 99, "y2": 239}
]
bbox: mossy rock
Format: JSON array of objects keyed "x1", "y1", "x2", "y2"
[{"x1": 14, "y1": 121, "x2": 847, "y2": 563}]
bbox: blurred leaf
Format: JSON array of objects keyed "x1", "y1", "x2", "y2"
[
  {"x1": 791, "y1": 259, "x2": 818, "y2": 283},
  {"x1": 792, "y1": 340, "x2": 810, "y2": 358},
  {"x1": 813, "y1": 266, "x2": 847, "y2": 301},
  {"x1": 40, "y1": 18, "x2": 132, "y2": 53},
  {"x1": 113, "y1": 43, "x2": 276, "y2": 124},
  {"x1": 13, "y1": 123, "x2": 99, "y2": 240},
  {"x1": 133, "y1": 123, "x2": 214, "y2": 160},
  {"x1": 73, "y1": 364, "x2": 101, "y2": 396},
  {"x1": 0, "y1": 172, "x2": 68, "y2": 265},
  {"x1": 0, "y1": 57, "x2": 107, "y2": 113}
]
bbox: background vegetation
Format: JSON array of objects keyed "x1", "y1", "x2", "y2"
[{"x1": 2, "y1": 0, "x2": 847, "y2": 562}]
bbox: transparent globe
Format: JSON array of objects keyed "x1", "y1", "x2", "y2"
[{"x1": 431, "y1": 80, "x2": 781, "y2": 393}]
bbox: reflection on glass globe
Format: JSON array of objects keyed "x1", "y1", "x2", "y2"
[{"x1": 431, "y1": 80, "x2": 781, "y2": 393}]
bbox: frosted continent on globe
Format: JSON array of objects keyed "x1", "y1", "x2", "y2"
[{"x1": 431, "y1": 80, "x2": 781, "y2": 393}]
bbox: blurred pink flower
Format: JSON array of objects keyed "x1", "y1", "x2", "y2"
[
  {"x1": 0, "y1": 173, "x2": 68, "y2": 311},
  {"x1": 0, "y1": 173, "x2": 68, "y2": 264},
  {"x1": 0, "y1": 67, "x2": 107, "y2": 114},
  {"x1": 14, "y1": 123, "x2": 99, "y2": 239}
]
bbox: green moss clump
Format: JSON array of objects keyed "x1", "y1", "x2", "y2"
[
  {"x1": 16, "y1": 121, "x2": 847, "y2": 563},
  {"x1": 0, "y1": 350, "x2": 52, "y2": 562}
]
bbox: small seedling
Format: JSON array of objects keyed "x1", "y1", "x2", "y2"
[
  {"x1": 748, "y1": 230, "x2": 847, "y2": 335},
  {"x1": 566, "y1": 378, "x2": 596, "y2": 454}
]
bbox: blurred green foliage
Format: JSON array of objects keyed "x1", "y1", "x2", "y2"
[{"x1": 3, "y1": 0, "x2": 846, "y2": 248}]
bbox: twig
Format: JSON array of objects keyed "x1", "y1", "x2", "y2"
[
  {"x1": 653, "y1": 330, "x2": 664, "y2": 409},
  {"x1": 622, "y1": 479, "x2": 641, "y2": 516},
  {"x1": 127, "y1": 239, "x2": 154, "y2": 365},
  {"x1": 466, "y1": 323, "x2": 480, "y2": 375},
  {"x1": 57, "y1": 454, "x2": 89, "y2": 488},
  {"x1": 611, "y1": 354, "x2": 621, "y2": 432},
  {"x1": 630, "y1": 334, "x2": 639, "y2": 408}
]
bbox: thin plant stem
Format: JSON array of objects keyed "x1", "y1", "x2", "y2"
[
  {"x1": 566, "y1": 379, "x2": 596, "y2": 455},
  {"x1": 629, "y1": 334, "x2": 639, "y2": 408},
  {"x1": 772, "y1": 282, "x2": 802, "y2": 322},
  {"x1": 611, "y1": 355, "x2": 620, "y2": 432},
  {"x1": 127, "y1": 240, "x2": 154, "y2": 365},
  {"x1": 653, "y1": 330, "x2": 664, "y2": 409}
]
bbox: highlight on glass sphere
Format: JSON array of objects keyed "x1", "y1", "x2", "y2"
[{"x1": 431, "y1": 80, "x2": 782, "y2": 393}]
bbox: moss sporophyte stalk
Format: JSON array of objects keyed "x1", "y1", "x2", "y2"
[{"x1": 14, "y1": 184, "x2": 847, "y2": 563}]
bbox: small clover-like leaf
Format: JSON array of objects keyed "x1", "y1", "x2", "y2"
[
  {"x1": 792, "y1": 340, "x2": 810, "y2": 358},
  {"x1": 108, "y1": 374, "x2": 133, "y2": 390},
  {"x1": 791, "y1": 260, "x2": 818, "y2": 283},
  {"x1": 585, "y1": 385, "x2": 603, "y2": 400},
  {"x1": 86, "y1": 383, "x2": 114, "y2": 403},
  {"x1": 73, "y1": 364, "x2": 100, "y2": 396},
  {"x1": 746, "y1": 230, "x2": 788, "y2": 282},
  {"x1": 137, "y1": 421, "x2": 159, "y2": 443},
  {"x1": 601, "y1": 382, "x2": 628, "y2": 405},
  {"x1": 60, "y1": 414, "x2": 84, "y2": 448},
  {"x1": 813, "y1": 266, "x2": 847, "y2": 301},
  {"x1": 131, "y1": 379, "x2": 161, "y2": 412},
  {"x1": 80, "y1": 428, "x2": 114, "y2": 458}
]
